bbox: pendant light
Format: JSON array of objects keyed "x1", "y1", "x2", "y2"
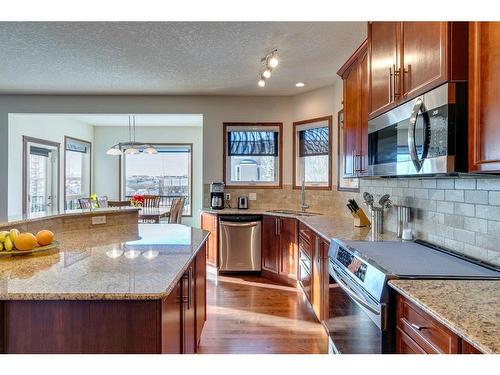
[
  {"x1": 106, "y1": 115, "x2": 157, "y2": 156},
  {"x1": 124, "y1": 116, "x2": 139, "y2": 155}
]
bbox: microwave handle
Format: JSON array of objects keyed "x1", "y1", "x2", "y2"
[{"x1": 408, "y1": 98, "x2": 431, "y2": 172}]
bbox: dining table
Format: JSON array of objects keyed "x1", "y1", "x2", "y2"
[{"x1": 138, "y1": 207, "x2": 170, "y2": 223}]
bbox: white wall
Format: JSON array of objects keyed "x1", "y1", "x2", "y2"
[
  {"x1": 0, "y1": 88, "x2": 341, "y2": 219},
  {"x1": 291, "y1": 83, "x2": 343, "y2": 183},
  {"x1": 7, "y1": 114, "x2": 94, "y2": 216},
  {"x1": 93, "y1": 125, "x2": 203, "y2": 226}
]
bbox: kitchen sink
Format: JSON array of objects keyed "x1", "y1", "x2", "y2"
[{"x1": 265, "y1": 209, "x2": 321, "y2": 217}]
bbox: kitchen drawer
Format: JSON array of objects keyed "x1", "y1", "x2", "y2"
[
  {"x1": 396, "y1": 295, "x2": 460, "y2": 354},
  {"x1": 299, "y1": 223, "x2": 314, "y2": 244},
  {"x1": 298, "y1": 250, "x2": 312, "y2": 302},
  {"x1": 396, "y1": 327, "x2": 427, "y2": 354}
]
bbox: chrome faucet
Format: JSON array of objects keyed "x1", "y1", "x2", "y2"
[{"x1": 300, "y1": 179, "x2": 309, "y2": 212}]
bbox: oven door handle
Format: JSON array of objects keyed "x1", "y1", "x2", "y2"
[
  {"x1": 330, "y1": 265, "x2": 381, "y2": 315},
  {"x1": 408, "y1": 97, "x2": 431, "y2": 172}
]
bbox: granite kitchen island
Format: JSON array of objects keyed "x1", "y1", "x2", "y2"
[{"x1": 0, "y1": 221, "x2": 209, "y2": 354}]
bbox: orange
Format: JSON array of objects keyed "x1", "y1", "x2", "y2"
[
  {"x1": 36, "y1": 230, "x2": 54, "y2": 246},
  {"x1": 13, "y1": 232, "x2": 38, "y2": 251}
]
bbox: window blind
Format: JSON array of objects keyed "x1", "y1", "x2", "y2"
[
  {"x1": 299, "y1": 127, "x2": 329, "y2": 157},
  {"x1": 228, "y1": 131, "x2": 278, "y2": 156},
  {"x1": 65, "y1": 139, "x2": 89, "y2": 153}
]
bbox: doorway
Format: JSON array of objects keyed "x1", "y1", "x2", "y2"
[{"x1": 22, "y1": 136, "x2": 60, "y2": 215}]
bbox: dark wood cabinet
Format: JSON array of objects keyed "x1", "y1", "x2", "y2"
[
  {"x1": 400, "y1": 22, "x2": 447, "y2": 99},
  {"x1": 298, "y1": 223, "x2": 329, "y2": 322},
  {"x1": 161, "y1": 282, "x2": 182, "y2": 354},
  {"x1": 0, "y1": 243, "x2": 207, "y2": 354},
  {"x1": 367, "y1": 22, "x2": 467, "y2": 120},
  {"x1": 201, "y1": 212, "x2": 218, "y2": 266},
  {"x1": 368, "y1": 22, "x2": 399, "y2": 118},
  {"x1": 468, "y1": 22, "x2": 500, "y2": 172},
  {"x1": 338, "y1": 40, "x2": 368, "y2": 177},
  {"x1": 195, "y1": 244, "x2": 207, "y2": 348},
  {"x1": 279, "y1": 217, "x2": 298, "y2": 280},
  {"x1": 181, "y1": 264, "x2": 196, "y2": 354},
  {"x1": 262, "y1": 215, "x2": 280, "y2": 274},
  {"x1": 262, "y1": 215, "x2": 298, "y2": 285},
  {"x1": 395, "y1": 293, "x2": 483, "y2": 354}
]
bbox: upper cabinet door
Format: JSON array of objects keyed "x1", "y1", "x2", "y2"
[
  {"x1": 401, "y1": 22, "x2": 447, "y2": 99},
  {"x1": 469, "y1": 22, "x2": 500, "y2": 172},
  {"x1": 358, "y1": 50, "x2": 369, "y2": 175},
  {"x1": 368, "y1": 22, "x2": 399, "y2": 119},
  {"x1": 342, "y1": 63, "x2": 360, "y2": 177}
]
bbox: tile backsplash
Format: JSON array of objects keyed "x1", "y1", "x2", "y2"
[
  {"x1": 203, "y1": 176, "x2": 500, "y2": 267},
  {"x1": 360, "y1": 177, "x2": 500, "y2": 266}
]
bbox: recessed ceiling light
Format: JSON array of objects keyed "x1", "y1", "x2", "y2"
[{"x1": 296, "y1": 82, "x2": 305, "y2": 87}]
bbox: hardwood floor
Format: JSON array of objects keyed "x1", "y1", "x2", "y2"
[{"x1": 198, "y1": 273, "x2": 328, "y2": 354}]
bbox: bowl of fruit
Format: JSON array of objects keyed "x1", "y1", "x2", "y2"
[{"x1": 0, "y1": 229, "x2": 59, "y2": 256}]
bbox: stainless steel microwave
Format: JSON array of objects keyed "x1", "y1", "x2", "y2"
[{"x1": 367, "y1": 83, "x2": 467, "y2": 177}]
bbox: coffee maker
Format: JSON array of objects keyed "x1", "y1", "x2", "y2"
[{"x1": 210, "y1": 182, "x2": 225, "y2": 210}]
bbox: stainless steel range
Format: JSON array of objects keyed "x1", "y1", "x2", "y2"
[{"x1": 326, "y1": 239, "x2": 500, "y2": 354}]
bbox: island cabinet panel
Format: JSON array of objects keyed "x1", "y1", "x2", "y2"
[
  {"x1": 396, "y1": 294, "x2": 461, "y2": 354},
  {"x1": 262, "y1": 215, "x2": 280, "y2": 274},
  {"x1": 3, "y1": 300, "x2": 160, "y2": 354},
  {"x1": 462, "y1": 340, "x2": 482, "y2": 354},
  {"x1": 87, "y1": 300, "x2": 160, "y2": 353},
  {"x1": 182, "y1": 263, "x2": 197, "y2": 354},
  {"x1": 279, "y1": 217, "x2": 299, "y2": 281},
  {"x1": 468, "y1": 22, "x2": 500, "y2": 172},
  {"x1": 201, "y1": 212, "x2": 218, "y2": 266},
  {"x1": 161, "y1": 282, "x2": 182, "y2": 354},
  {"x1": 195, "y1": 244, "x2": 207, "y2": 349}
]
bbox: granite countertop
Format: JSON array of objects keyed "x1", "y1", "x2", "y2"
[
  {"x1": 201, "y1": 208, "x2": 398, "y2": 243},
  {"x1": 1, "y1": 207, "x2": 140, "y2": 227},
  {"x1": 0, "y1": 224, "x2": 209, "y2": 300},
  {"x1": 389, "y1": 279, "x2": 500, "y2": 354}
]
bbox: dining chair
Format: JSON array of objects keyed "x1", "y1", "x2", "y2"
[
  {"x1": 168, "y1": 197, "x2": 185, "y2": 224},
  {"x1": 108, "y1": 200, "x2": 131, "y2": 207},
  {"x1": 97, "y1": 196, "x2": 108, "y2": 208},
  {"x1": 142, "y1": 195, "x2": 161, "y2": 208},
  {"x1": 78, "y1": 198, "x2": 92, "y2": 209}
]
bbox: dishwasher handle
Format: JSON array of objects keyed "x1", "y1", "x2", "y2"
[{"x1": 220, "y1": 221, "x2": 261, "y2": 228}]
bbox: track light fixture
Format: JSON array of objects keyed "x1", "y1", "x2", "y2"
[{"x1": 257, "y1": 49, "x2": 278, "y2": 88}]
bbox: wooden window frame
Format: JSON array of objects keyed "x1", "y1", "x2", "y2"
[
  {"x1": 292, "y1": 116, "x2": 333, "y2": 190},
  {"x1": 223, "y1": 122, "x2": 283, "y2": 189},
  {"x1": 64, "y1": 136, "x2": 93, "y2": 208},
  {"x1": 119, "y1": 143, "x2": 194, "y2": 217}
]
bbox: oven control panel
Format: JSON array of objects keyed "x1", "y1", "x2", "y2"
[{"x1": 336, "y1": 247, "x2": 367, "y2": 282}]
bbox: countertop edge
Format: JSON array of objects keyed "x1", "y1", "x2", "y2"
[
  {"x1": 388, "y1": 281, "x2": 492, "y2": 354},
  {"x1": 1, "y1": 207, "x2": 141, "y2": 228},
  {"x1": 0, "y1": 229, "x2": 210, "y2": 302}
]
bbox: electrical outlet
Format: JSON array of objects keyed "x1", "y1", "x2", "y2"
[
  {"x1": 91, "y1": 216, "x2": 107, "y2": 225},
  {"x1": 249, "y1": 192, "x2": 257, "y2": 201},
  {"x1": 225, "y1": 193, "x2": 231, "y2": 201}
]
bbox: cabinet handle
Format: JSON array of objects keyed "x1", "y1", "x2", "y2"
[
  {"x1": 393, "y1": 64, "x2": 401, "y2": 99},
  {"x1": 188, "y1": 267, "x2": 193, "y2": 309},
  {"x1": 410, "y1": 323, "x2": 427, "y2": 331},
  {"x1": 277, "y1": 218, "x2": 281, "y2": 236},
  {"x1": 275, "y1": 218, "x2": 278, "y2": 236},
  {"x1": 389, "y1": 66, "x2": 393, "y2": 102},
  {"x1": 403, "y1": 64, "x2": 411, "y2": 96}
]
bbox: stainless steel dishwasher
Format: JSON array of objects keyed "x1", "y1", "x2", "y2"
[{"x1": 219, "y1": 215, "x2": 262, "y2": 272}]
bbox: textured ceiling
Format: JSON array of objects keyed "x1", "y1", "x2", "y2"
[
  {"x1": 0, "y1": 22, "x2": 366, "y2": 96},
  {"x1": 11, "y1": 114, "x2": 204, "y2": 127}
]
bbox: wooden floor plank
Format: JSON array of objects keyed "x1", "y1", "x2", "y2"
[{"x1": 198, "y1": 274, "x2": 328, "y2": 354}]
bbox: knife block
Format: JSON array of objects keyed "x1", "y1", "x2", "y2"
[{"x1": 351, "y1": 208, "x2": 371, "y2": 227}]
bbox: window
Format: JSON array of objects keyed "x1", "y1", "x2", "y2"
[
  {"x1": 293, "y1": 116, "x2": 332, "y2": 189},
  {"x1": 64, "y1": 137, "x2": 91, "y2": 209},
  {"x1": 122, "y1": 144, "x2": 192, "y2": 216},
  {"x1": 224, "y1": 123, "x2": 282, "y2": 187}
]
